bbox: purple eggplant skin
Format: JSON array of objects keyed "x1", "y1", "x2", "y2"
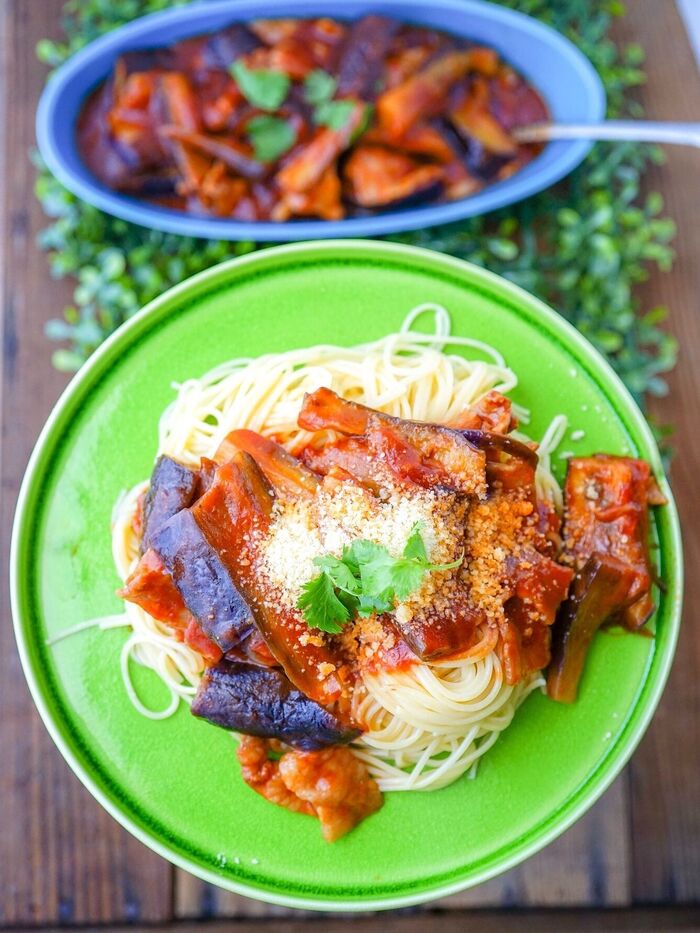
[
  {"x1": 119, "y1": 48, "x2": 175, "y2": 73},
  {"x1": 141, "y1": 455, "x2": 199, "y2": 552},
  {"x1": 202, "y1": 25, "x2": 260, "y2": 70},
  {"x1": 336, "y1": 15, "x2": 398, "y2": 98},
  {"x1": 151, "y1": 508, "x2": 256, "y2": 652},
  {"x1": 191, "y1": 660, "x2": 360, "y2": 750},
  {"x1": 459, "y1": 429, "x2": 539, "y2": 467}
]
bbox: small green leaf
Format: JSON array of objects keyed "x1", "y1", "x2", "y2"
[
  {"x1": 358, "y1": 549, "x2": 399, "y2": 599},
  {"x1": 314, "y1": 554, "x2": 361, "y2": 595},
  {"x1": 351, "y1": 102, "x2": 374, "y2": 141},
  {"x1": 51, "y1": 348, "x2": 84, "y2": 372},
  {"x1": 403, "y1": 522, "x2": 428, "y2": 562},
  {"x1": 230, "y1": 59, "x2": 290, "y2": 111},
  {"x1": 357, "y1": 591, "x2": 394, "y2": 617},
  {"x1": 314, "y1": 99, "x2": 357, "y2": 131},
  {"x1": 342, "y1": 539, "x2": 385, "y2": 574},
  {"x1": 246, "y1": 115, "x2": 296, "y2": 163},
  {"x1": 296, "y1": 573, "x2": 349, "y2": 634},
  {"x1": 303, "y1": 69, "x2": 337, "y2": 105},
  {"x1": 387, "y1": 559, "x2": 426, "y2": 601}
]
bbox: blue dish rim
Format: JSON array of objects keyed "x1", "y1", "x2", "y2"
[{"x1": 36, "y1": 0, "x2": 606, "y2": 241}]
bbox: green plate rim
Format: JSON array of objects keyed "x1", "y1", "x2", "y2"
[{"x1": 10, "y1": 239, "x2": 683, "y2": 911}]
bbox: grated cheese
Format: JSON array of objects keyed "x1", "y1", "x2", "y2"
[{"x1": 258, "y1": 479, "x2": 464, "y2": 609}]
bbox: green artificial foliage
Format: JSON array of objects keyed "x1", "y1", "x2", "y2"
[{"x1": 35, "y1": 0, "x2": 677, "y2": 411}]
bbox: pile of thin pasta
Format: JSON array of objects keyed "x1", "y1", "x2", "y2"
[{"x1": 63, "y1": 305, "x2": 568, "y2": 791}]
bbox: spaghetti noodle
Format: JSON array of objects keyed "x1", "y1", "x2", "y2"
[{"x1": 100, "y1": 305, "x2": 564, "y2": 790}]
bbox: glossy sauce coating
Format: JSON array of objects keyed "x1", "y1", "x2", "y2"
[{"x1": 77, "y1": 16, "x2": 548, "y2": 221}]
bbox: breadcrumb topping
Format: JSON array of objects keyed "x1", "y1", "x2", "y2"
[{"x1": 253, "y1": 472, "x2": 552, "y2": 677}]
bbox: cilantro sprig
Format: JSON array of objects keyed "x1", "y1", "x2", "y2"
[
  {"x1": 303, "y1": 69, "x2": 338, "y2": 105},
  {"x1": 246, "y1": 115, "x2": 296, "y2": 162},
  {"x1": 302, "y1": 69, "x2": 370, "y2": 134},
  {"x1": 230, "y1": 60, "x2": 290, "y2": 111},
  {"x1": 296, "y1": 523, "x2": 462, "y2": 634}
]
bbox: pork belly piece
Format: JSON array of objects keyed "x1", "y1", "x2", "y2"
[
  {"x1": 141, "y1": 455, "x2": 199, "y2": 552},
  {"x1": 119, "y1": 548, "x2": 223, "y2": 663},
  {"x1": 336, "y1": 15, "x2": 397, "y2": 97},
  {"x1": 150, "y1": 507, "x2": 257, "y2": 652},
  {"x1": 273, "y1": 166, "x2": 345, "y2": 221},
  {"x1": 277, "y1": 743, "x2": 382, "y2": 841},
  {"x1": 448, "y1": 390, "x2": 517, "y2": 433},
  {"x1": 191, "y1": 660, "x2": 359, "y2": 749},
  {"x1": 120, "y1": 547, "x2": 193, "y2": 627}
]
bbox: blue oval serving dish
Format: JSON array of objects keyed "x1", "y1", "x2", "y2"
[{"x1": 36, "y1": 0, "x2": 605, "y2": 241}]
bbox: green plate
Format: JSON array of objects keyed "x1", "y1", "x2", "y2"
[{"x1": 11, "y1": 240, "x2": 682, "y2": 910}]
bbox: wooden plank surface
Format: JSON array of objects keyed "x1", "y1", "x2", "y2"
[
  {"x1": 8, "y1": 905, "x2": 700, "y2": 933},
  {"x1": 0, "y1": 1, "x2": 173, "y2": 926},
  {"x1": 612, "y1": 0, "x2": 700, "y2": 906},
  {"x1": 0, "y1": 0, "x2": 698, "y2": 927}
]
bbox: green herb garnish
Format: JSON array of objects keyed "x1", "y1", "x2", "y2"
[
  {"x1": 246, "y1": 115, "x2": 296, "y2": 162},
  {"x1": 296, "y1": 522, "x2": 462, "y2": 633},
  {"x1": 313, "y1": 99, "x2": 358, "y2": 131},
  {"x1": 296, "y1": 571, "x2": 352, "y2": 635},
  {"x1": 302, "y1": 68, "x2": 360, "y2": 132},
  {"x1": 230, "y1": 60, "x2": 290, "y2": 111},
  {"x1": 303, "y1": 69, "x2": 337, "y2": 105}
]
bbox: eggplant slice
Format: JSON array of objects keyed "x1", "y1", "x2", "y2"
[
  {"x1": 191, "y1": 660, "x2": 359, "y2": 750},
  {"x1": 141, "y1": 455, "x2": 199, "y2": 552},
  {"x1": 150, "y1": 508, "x2": 256, "y2": 652}
]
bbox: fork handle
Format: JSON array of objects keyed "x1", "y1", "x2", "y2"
[{"x1": 512, "y1": 120, "x2": 700, "y2": 148}]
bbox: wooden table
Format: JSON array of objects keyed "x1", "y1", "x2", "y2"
[{"x1": 1, "y1": 2, "x2": 699, "y2": 930}]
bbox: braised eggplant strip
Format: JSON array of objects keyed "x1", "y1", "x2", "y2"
[
  {"x1": 200, "y1": 24, "x2": 260, "y2": 70},
  {"x1": 460, "y1": 429, "x2": 539, "y2": 468},
  {"x1": 548, "y1": 554, "x2": 637, "y2": 703},
  {"x1": 336, "y1": 15, "x2": 398, "y2": 98},
  {"x1": 298, "y1": 387, "x2": 486, "y2": 496},
  {"x1": 544, "y1": 456, "x2": 666, "y2": 702},
  {"x1": 392, "y1": 594, "x2": 484, "y2": 662},
  {"x1": 192, "y1": 454, "x2": 349, "y2": 706},
  {"x1": 215, "y1": 429, "x2": 320, "y2": 496},
  {"x1": 140, "y1": 455, "x2": 199, "y2": 552},
  {"x1": 191, "y1": 660, "x2": 359, "y2": 749},
  {"x1": 149, "y1": 507, "x2": 257, "y2": 652},
  {"x1": 77, "y1": 15, "x2": 548, "y2": 219},
  {"x1": 561, "y1": 456, "x2": 665, "y2": 630}
]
